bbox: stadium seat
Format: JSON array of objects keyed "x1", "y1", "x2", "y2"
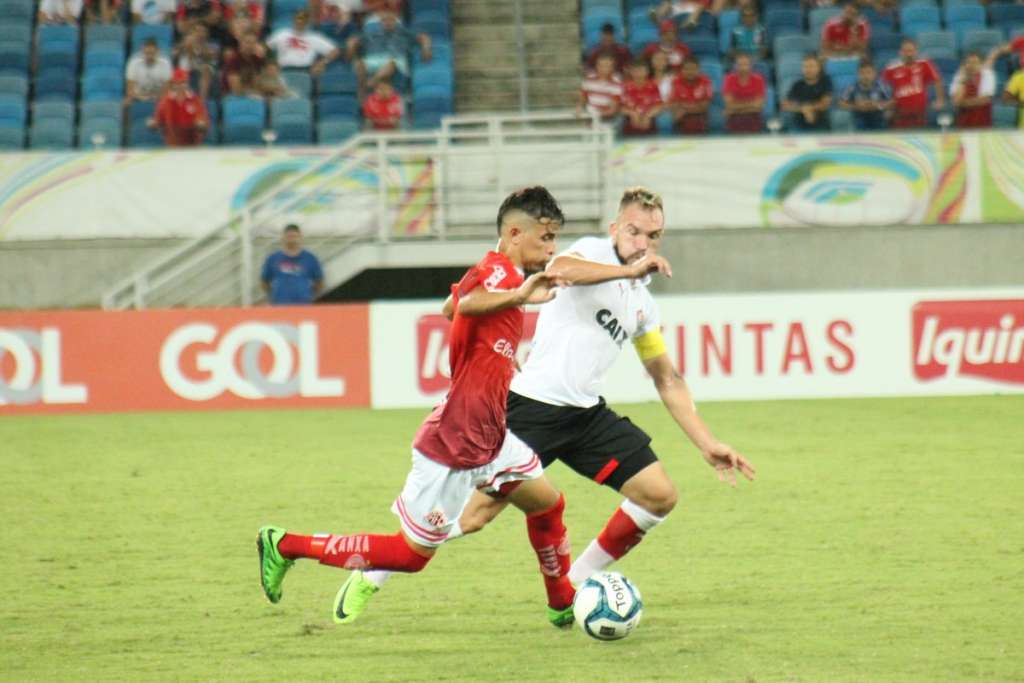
[
  {"x1": 81, "y1": 101, "x2": 123, "y2": 123},
  {"x1": 29, "y1": 119, "x2": 73, "y2": 148},
  {"x1": 917, "y1": 31, "x2": 957, "y2": 54},
  {"x1": 38, "y1": 42, "x2": 79, "y2": 72},
  {"x1": 944, "y1": 4, "x2": 987, "y2": 29},
  {"x1": 765, "y1": 8, "x2": 804, "y2": 40},
  {"x1": 0, "y1": 24, "x2": 31, "y2": 46},
  {"x1": 37, "y1": 24, "x2": 80, "y2": 51},
  {"x1": 809, "y1": 7, "x2": 842, "y2": 36},
  {"x1": 130, "y1": 24, "x2": 173, "y2": 52},
  {"x1": 686, "y1": 36, "x2": 720, "y2": 59},
  {"x1": 0, "y1": 42, "x2": 30, "y2": 76},
  {"x1": 412, "y1": 65, "x2": 454, "y2": 92},
  {"x1": 222, "y1": 120, "x2": 264, "y2": 145},
  {"x1": 86, "y1": 24, "x2": 126, "y2": 50},
  {"x1": 993, "y1": 103, "x2": 1018, "y2": 128},
  {"x1": 763, "y1": 85, "x2": 777, "y2": 120},
  {"x1": 903, "y1": 0, "x2": 938, "y2": 7},
  {"x1": 272, "y1": 0, "x2": 307, "y2": 24},
  {"x1": 317, "y1": 118, "x2": 359, "y2": 144},
  {"x1": 34, "y1": 72, "x2": 76, "y2": 101},
  {"x1": 412, "y1": 11, "x2": 450, "y2": 39},
  {"x1": 413, "y1": 41, "x2": 452, "y2": 67},
  {"x1": 899, "y1": 7, "x2": 942, "y2": 37},
  {"x1": 78, "y1": 117, "x2": 122, "y2": 147},
  {"x1": 319, "y1": 63, "x2": 358, "y2": 95},
  {"x1": 0, "y1": 124, "x2": 23, "y2": 149},
  {"x1": 281, "y1": 71, "x2": 312, "y2": 98},
  {"x1": 825, "y1": 58, "x2": 858, "y2": 79},
  {"x1": 860, "y1": 7, "x2": 896, "y2": 30},
  {"x1": 128, "y1": 121, "x2": 163, "y2": 147},
  {"x1": 33, "y1": 100, "x2": 75, "y2": 125},
  {"x1": 222, "y1": 96, "x2": 266, "y2": 145},
  {"x1": 830, "y1": 108, "x2": 853, "y2": 132},
  {"x1": 774, "y1": 34, "x2": 815, "y2": 60},
  {"x1": 717, "y1": 9, "x2": 740, "y2": 53},
  {"x1": 85, "y1": 47, "x2": 126, "y2": 70},
  {"x1": 0, "y1": 74, "x2": 28, "y2": 97},
  {"x1": 931, "y1": 56, "x2": 959, "y2": 82},
  {"x1": 990, "y1": 4, "x2": 1024, "y2": 29},
  {"x1": 628, "y1": 25, "x2": 659, "y2": 54},
  {"x1": 271, "y1": 97, "x2": 312, "y2": 122},
  {"x1": 410, "y1": 0, "x2": 450, "y2": 15},
  {"x1": 412, "y1": 110, "x2": 444, "y2": 129},
  {"x1": 273, "y1": 115, "x2": 313, "y2": 144},
  {"x1": 82, "y1": 71, "x2": 125, "y2": 102},
  {"x1": 0, "y1": 0, "x2": 34, "y2": 22},
  {"x1": 0, "y1": 95, "x2": 26, "y2": 127},
  {"x1": 922, "y1": 46, "x2": 958, "y2": 62},
  {"x1": 318, "y1": 94, "x2": 360, "y2": 122},
  {"x1": 961, "y1": 29, "x2": 1003, "y2": 55}
]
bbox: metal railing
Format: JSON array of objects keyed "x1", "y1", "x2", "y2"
[{"x1": 101, "y1": 110, "x2": 614, "y2": 310}]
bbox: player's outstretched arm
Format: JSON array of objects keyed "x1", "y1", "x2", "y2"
[
  {"x1": 547, "y1": 253, "x2": 672, "y2": 286},
  {"x1": 457, "y1": 272, "x2": 559, "y2": 316},
  {"x1": 641, "y1": 351, "x2": 756, "y2": 487}
]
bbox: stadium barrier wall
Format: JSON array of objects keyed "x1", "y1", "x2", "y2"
[
  {"x1": 3, "y1": 290, "x2": 1023, "y2": 416},
  {"x1": 0, "y1": 305, "x2": 369, "y2": 415}
]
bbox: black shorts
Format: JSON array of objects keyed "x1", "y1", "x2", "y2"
[{"x1": 506, "y1": 391, "x2": 658, "y2": 491}]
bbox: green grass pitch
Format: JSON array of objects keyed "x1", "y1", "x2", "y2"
[{"x1": 3, "y1": 396, "x2": 1022, "y2": 682}]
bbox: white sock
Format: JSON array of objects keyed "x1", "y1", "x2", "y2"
[
  {"x1": 362, "y1": 570, "x2": 392, "y2": 588},
  {"x1": 567, "y1": 500, "x2": 668, "y2": 587}
]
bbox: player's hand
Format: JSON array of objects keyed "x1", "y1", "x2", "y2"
[
  {"x1": 701, "y1": 442, "x2": 755, "y2": 487},
  {"x1": 629, "y1": 254, "x2": 673, "y2": 279},
  {"x1": 518, "y1": 272, "x2": 560, "y2": 305}
]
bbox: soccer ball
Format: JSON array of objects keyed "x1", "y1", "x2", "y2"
[{"x1": 572, "y1": 571, "x2": 643, "y2": 641}]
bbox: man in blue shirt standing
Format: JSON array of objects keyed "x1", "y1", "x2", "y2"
[{"x1": 260, "y1": 224, "x2": 324, "y2": 305}]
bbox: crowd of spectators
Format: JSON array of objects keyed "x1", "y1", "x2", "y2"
[{"x1": 578, "y1": 0, "x2": 1024, "y2": 135}]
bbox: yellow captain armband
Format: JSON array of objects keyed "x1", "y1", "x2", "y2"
[{"x1": 633, "y1": 329, "x2": 667, "y2": 362}]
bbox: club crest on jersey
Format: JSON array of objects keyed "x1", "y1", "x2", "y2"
[
  {"x1": 596, "y1": 309, "x2": 629, "y2": 347},
  {"x1": 425, "y1": 509, "x2": 448, "y2": 529}
]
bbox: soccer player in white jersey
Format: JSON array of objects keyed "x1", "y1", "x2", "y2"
[{"x1": 337, "y1": 186, "x2": 754, "y2": 622}]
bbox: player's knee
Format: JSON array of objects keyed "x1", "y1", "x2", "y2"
[{"x1": 639, "y1": 482, "x2": 678, "y2": 517}]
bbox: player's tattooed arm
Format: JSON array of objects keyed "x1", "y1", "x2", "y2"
[
  {"x1": 457, "y1": 272, "x2": 559, "y2": 316},
  {"x1": 546, "y1": 252, "x2": 672, "y2": 286},
  {"x1": 642, "y1": 352, "x2": 756, "y2": 486}
]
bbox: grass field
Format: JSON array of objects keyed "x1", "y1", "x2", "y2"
[{"x1": 3, "y1": 396, "x2": 1023, "y2": 682}]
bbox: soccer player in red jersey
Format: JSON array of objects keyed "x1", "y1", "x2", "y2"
[
  {"x1": 669, "y1": 56, "x2": 713, "y2": 134},
  {"x1": 621, "y1": 58, "x2": 664, "y2": 136},
  {"x1": 882, "y1": 38, "x2": 945, "y2": 129},
  {"x1": 257, "y1": 187, "x2": 580, "y2": 627}
]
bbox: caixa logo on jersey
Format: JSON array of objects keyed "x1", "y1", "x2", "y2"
[
  {"x1": 416, "y1": 313, "x2": 539, "y2": 394},
  {"x1": 0, "y1": 328, "x2": 87, "y2": 406},
  {"x1": 159, "y1": 321, "x2": 344, "y2": 401},
  {"x1": 912, "y1": 300, "x2": 1024, "y2": 384}
]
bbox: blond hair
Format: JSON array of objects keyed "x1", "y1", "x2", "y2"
[{"x1": 617, "y1": 186, "x2": 663, "y2": 216}]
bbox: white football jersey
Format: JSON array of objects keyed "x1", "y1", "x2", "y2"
[{"x1": 511, "y1": 236, "x2": 661, "y2": 408}]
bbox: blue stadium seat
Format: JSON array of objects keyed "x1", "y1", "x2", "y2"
[
  {"x1": 38, "y1": 42, "x2": 79, "y2": 72},
  {"x1": 0, "y1": 24, "x2": 30, "y2": 47},
  {"x1": 413, "y1": 65, "x2": 454, "y2": 92},
  {"x1": 273, "y1": 115, "x2": 313, "y2": 144},
  {"x1": 0, "y1": 125, "x2": 23, "y2": 149},
  {"x1": 0, "y1": 74, "x2": 28, "y2": 97},
  {"x1": 830, "y1": 108, "x2": 853, "y2": 131},
  {"x1": 34, "y1": 72, "x2": 76, "y2": 101},
  {"x1": 281, "y1": 70, "x2": 312, "y2": 98},
  {"x1": 860, "y1": 6, "x2": 896, "y2": 30},
  {"x1": 831, "y1": 72, "x2": 856, "y2": 94},
  {"x1": 0, "y1": 42, "x2": 30, "y2": 76},
  {"x1": 0, "y1": 95, "x2": 26, "y2": 127},
  {"x1": 78, "y1": 117, "x2": 121, "y2": 147},
  {"x1": 85, "y1": 47, "x2": 126, "y2": 70},
  {"x1": 717, "y1": 9, "x2": 740, "y2": 52},
  {"x1": 764, "y1": 7, "x2": 803, "y2": 40},
  {"x1": 29, "y1": 119, "x2": 73, "y2": 148},
  {"x1": 86, "y1": 24, "x2": 126, "y2": 50},
  {"x1": 931, "y1": 56, "x2": 959, "y2": 82},
  {"x1": 917, "y1": 31, "x2": 957, "y2": 53},
  {"x1": 961, "y1": 29, "x2": 1003, "y2": 54},
  {"x1": 773, "y1": 34, "x2": 814, "y2": 59},
  {"x1": 944, "y1": 4, "x2": 986, "y2": 28},
  {"x1": 903, "y1": 0, "x2": 938, "y2": 7},
  {"x1": 37, "y1": 24, "x2": 80, "y2": 50},
  {"x1": 410, "y1": 0, "x2": 450, "y2": 15},
  {"x1": 922, "y1": 46, "x2": 958, "y2": 61},
  {"x1": 82, "y1": 71, "x2": 125, "y2": 102},
  {"x1": 809, "y1": 7, "x2": 842, "y2": 35},
  {"x1": 413, "y1": 42, "x2": 452, "y2": 67},
  {"x1": 763, "y1": 85, "x2": 777, "y2": 120},
  {"x1": 317, "y1": 94, "x2": 360, "y2": 122},
  {"x1": 869, "y1": 28, "x2": 902, "y2": 54},
  {"x1": 33, "y1": 100, "x2": 75, "y2": 125},
  {"x1": 412, "y1": 11, "x2": 450, "y2": 39},
  {"x1": 412, "y1": 110, "x2": 444, "y2": 129},
  {"x1": 272, "y1": 0, "x2": 307, "y2": 24},
  {"x1": 993, "y1": 103, "x2": 1018, "y2": 128},
  {"x1": 686, "y1": 35, "x2": 720, "y2": 59},
  {"x1": 222, "y1": 96, "x2": 266, "y2": 144},
  {"x1": 900, "y1": 6, "x2": 942, "y2": 37},
  {"x1": 130, "y1": 24, "x2": 173, "y2": 52},
  {"x1": 319, "y1": 63, "x2": 358, "y2": 95},
  {"x1": 271, "y1": 97, "x2": 312, "y2": 121},
  {"x1": 684, "y1": 12, "x2": 717, "y2": 38},
  {"x1": 128, "y1": 121, "x2": 163, "y2": 147},
  {"x1": 0, "y1": 0, "x2": 34, "y2": 22},
  {"x1": 990, "y1": 4, "x2": 1024, "y2": 29},
  {"x1": 317, "y1": 118, "x2": 359, "y2": 144},
  {"x1": 825, "y1": 58, "x2": 859, "y2": 79},
  {"x1": 414, "y1": 85, "x2": 453, "y2": 107},
  {"x1": 81, "y1": 101, "x2": 123, "y2": 123},
  {"x1": 628, "y1": 25, "x2": 659, "y2": 54},
  {"x1": 222, "y1": 120, "x2": 264, "y2": 145}
]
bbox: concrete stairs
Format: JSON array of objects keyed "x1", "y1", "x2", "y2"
[{"x1": 452, "y1": 0, "x2": 582, "y2": 113}]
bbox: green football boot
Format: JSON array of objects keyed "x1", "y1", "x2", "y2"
[
  {"x1": 332, "y1": 571, "x2": 380, "y2": 624},
  {"x1": 547, "y1": 605, "x2": 575, "y2": 629},
  {"x1": 256, "y1": 526, "x2": 294, "y2": 604}
]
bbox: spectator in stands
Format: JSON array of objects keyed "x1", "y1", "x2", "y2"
[
  {"x1": 251, "y1": 58, "x2": 296, "y2": 99},
  {"x1": 621, "y1": 57, "x2": 663, "y2": 136},
  {"x1": 84, "y1": 0, "x2": 121, "y2": 23},
  {"x1": 267, "y1": 9, "x2": 341, "y2": 77},
  {"x1": 174, "y1": 24, "x2": 217, "y2": 99},
  {"x1": 669, "y1": 55, "x2": 713, "y2": 134},
  {"x1": 261, "y1": 224, "x2": 324, "y2": 306},
  {"x1": 222, "y1": 0, "x2": 264, "y2": 28},
  {"x1": 950, "y1": 52, "x2": 996, "y2": 129},
  {"x1": 839, "y1": 59, "x2": 892, "y2": 130},
  {"x1": 882, "y1": 38, "x2": 945, "y2": 129},
  {"x1": 650, "y1": 0, "x2": 717, "y2": 32},
  {"x1": 125, "y1": 38, "x2": 173, "y2": 107},
  {"x1": 649, "y1": 50, "x2": 675, "y2": 102},
  {"x1": 722, "y1": 52, "x2": 766, "y2": 133},
  {"x1": 585, "y1": 23, "x2": 632, "y2": 75},
  {"x1": 132, "y1": 0, "x2": 176, "y2": 25},
  {"x1": 223, "y1": 30, "x2": 266, "y2": 95},
  {"x1": 1003, "y1": 57, "x2": 1024, "y2": 129},
  {"x1": 147, "y1": 68, "x2": 210, "y2": 146},
  {"x1": 783, "y1": 53, "x2": 833, "y2": 131},
  {"x1": 37, "y1": 0, "x2": 82, "y2": 24},
  {"x1": 348, "y1": 10, "x2": 431, "y2": 94},
  {"x1": 316, "y1": 1, "x2": 360, "y2": 47},
  {"x1": 577, "y1": 52, "x2": 623, "y2": 122},
  {"x1": 363, "y1": 78, "x2": 404, "y2": 130},
  {"x1": 176, "y1": 0, "x2": 225, "y2": 46},
  {"x1": 643, "y1": 20, "x2": 691, "y2": 73},
  {"x1": 728, "y1": 6, "x2": 767, "y2": 65},
  {"x1": 820, "y1": 0, "x2": 870, "y2": 60}
]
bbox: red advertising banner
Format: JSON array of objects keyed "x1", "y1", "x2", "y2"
[
  {"x1": 912, "y1": 299, "x2": 1024, "y2": 385},
  {"x1": 0, "y1": 305, "x2": 370, "y2": 415}
]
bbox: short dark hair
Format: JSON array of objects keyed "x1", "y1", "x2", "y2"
[
  {"x1": 682, "y1": 55, "x2": 700, "y2": 67},
  {"x1": 803, "y1": 51, "x2": 821, "y2": 62},
  {"x1": 600, "y1": 22, "x2": 615, "y2": 34},
  {"x1": 858, "y1": 58, "x2": 875, "y2": 69},
  {"x1": 495, "y1": 187, "x2": 564, "y2": 235},
  {"x1": 283, "y1": 224, "x2": 301, "y2": 233},
  {"x1": 143, "y1": 37, "x2": 158, "y2": 47}
]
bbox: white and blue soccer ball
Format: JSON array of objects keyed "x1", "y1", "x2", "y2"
[{"x1": 572, "y1": 571, "x2": 643, "y2": 641}]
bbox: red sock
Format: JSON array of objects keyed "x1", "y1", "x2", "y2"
[
  {"x1": 277, "y1": 531, "x2": 431, "y2": 573},
  {"x1": 596, "y1": 507, "x2": 646, "y2": 559},
  {"x1": 525, "y1": 494, "x2": 575, "y2": 610}
]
